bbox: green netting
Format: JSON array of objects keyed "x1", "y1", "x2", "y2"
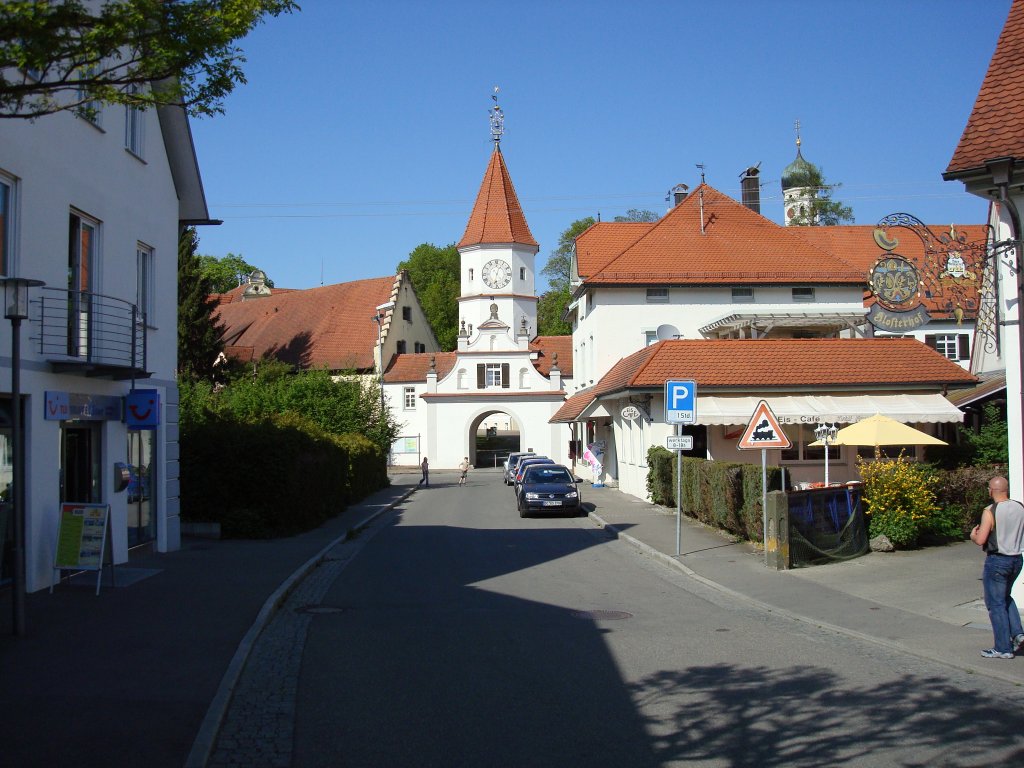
[{"x1": 788, "y1": 490, "x2": 869, "y2": 567}]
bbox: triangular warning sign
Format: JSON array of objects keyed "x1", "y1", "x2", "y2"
[{"x1": 737, "y1": 400, "x2": 792, "y2": 450}]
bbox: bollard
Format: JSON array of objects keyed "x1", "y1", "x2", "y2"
[{"x1": 764, "y1": 490, "x2": 790, "y2": 570}]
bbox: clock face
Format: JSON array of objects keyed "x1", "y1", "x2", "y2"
[{"x1": 482, "y1": 259, "x2": 512, "y2": 289}]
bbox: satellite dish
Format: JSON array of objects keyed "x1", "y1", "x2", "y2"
[{"x1": 656, "y1": 324, "x2": 681, "y2": 341}]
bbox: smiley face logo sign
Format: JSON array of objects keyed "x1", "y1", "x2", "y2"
[{"x1": 125, "y1": 389, "x2": 160, "y2": 429}]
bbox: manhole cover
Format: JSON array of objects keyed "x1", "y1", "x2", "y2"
[
  {"x1": 296, "y1": 604, "x2": 346, "y2": 615},
  {"x1": 571, "y1": 610, "x2": 633, "y2": 621}
]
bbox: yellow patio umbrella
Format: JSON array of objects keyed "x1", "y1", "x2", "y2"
[{"x1": 809, "y1": 413, "x2": 947, "y2": 448}]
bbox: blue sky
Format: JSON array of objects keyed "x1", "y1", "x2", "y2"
[{"x1": 189, "y1": 0, "x2": 1012, "y2": 292}]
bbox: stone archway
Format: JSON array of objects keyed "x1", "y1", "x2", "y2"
[{"x1": 468, "y1": 409, "x2": 521, "y2": 469}]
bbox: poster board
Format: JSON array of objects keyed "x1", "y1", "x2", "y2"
[{"x1": 53, "y1": 503, "x2": 111, "y2": 595}]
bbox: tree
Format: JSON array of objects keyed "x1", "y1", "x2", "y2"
[
  {"x1": 613, "y1": 209, "x2": 659, "y2": 222},
  {"x1": 398, "y1": 242, "x2": 460, "y2": 350},
  {"x1": 537, "y1": 287, "x2": 572, "y2": 336},
  {"x1": 786, "y1": 166, "x2": 854, "y2": 226},
  {"x1": 542, "y1": 216, "x2": 594, "y2": 293},
  {"x1": 178, "y1": 227, "x2": 225, "y2": 382},
  {"x1": 0, "y1": 0, "x2": 297, "y2": 120},
  {"x1": 198, "y1": 253, "x2": 273, "y2": 293}
]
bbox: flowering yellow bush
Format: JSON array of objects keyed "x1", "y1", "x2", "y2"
[{"x1": 857, "y1": 454, "x2": 939, "y2": 548}]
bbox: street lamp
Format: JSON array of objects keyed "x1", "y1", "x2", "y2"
[
  {"x1": 2, "y1": 276, "x2": 45, "y2": 636},
  {"x1": 814, "y1": 422, "x2": 839, "y2": 487}
]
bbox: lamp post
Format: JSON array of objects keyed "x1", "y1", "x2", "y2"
[
  {"x1": 814, "y1": 422, "x2": 838, "y2": 487},
  {"x1": 2, "y1": 276, "x2": 45, "y2": 636}
]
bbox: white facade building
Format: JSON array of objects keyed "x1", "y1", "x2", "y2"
[{"x1": 0, "y1": 97, "x2": 209, "y2": 592}]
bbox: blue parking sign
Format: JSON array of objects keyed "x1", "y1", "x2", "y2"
[{"x1": 665, "y1": 380, "x2": 696, "y2": 424}]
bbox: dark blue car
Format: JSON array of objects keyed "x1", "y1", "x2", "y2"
[{"x1": 516, "y1": 464, "x2": 582, "y2": 518}]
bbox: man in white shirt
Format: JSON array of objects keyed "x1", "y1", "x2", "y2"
[{"x1": 970, "y1": 476, "x2": 1024, "y2": 659}]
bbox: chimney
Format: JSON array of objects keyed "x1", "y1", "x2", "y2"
[
  {"x1": 667, "y1": 183, "x2": 689, "y2": 208},
  {"x1": 740, "y1": 165, "x2": 761, "y2": 214}
]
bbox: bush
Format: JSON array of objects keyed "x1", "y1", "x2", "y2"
[
  {"x1": 927, "y1": 463, "x2": 1009, "y2": 538},
  {"x1": 857, "y1": 454, "x2": 940, "y2": 547}
]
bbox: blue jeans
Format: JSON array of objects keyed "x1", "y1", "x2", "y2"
[{"x1": 982, "y1": 553, "x2": 1024, "y2": 653}]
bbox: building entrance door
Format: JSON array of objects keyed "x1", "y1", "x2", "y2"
[
  {"x1": 60, "y1": 423, "x2": 101, "y2": 504},
  {"x1": 126, "y1": 430, "x2": 155, "y2": 547}
]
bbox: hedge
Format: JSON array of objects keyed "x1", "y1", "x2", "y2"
[
  {"x1": 180, "y1": 411, "x2": 386, "y2": 538},
  {"x1": 646, "y1": 445, "x2": 781, "y2": 542}
]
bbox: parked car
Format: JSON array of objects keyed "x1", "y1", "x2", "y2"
[
  {"x1": 513, "y1": 457, "x2": 554, "y2": 493},
  {"x1": 503, "y1": 452, "x2": 536, "y2": 485},
  {"x1": 517, "y1": 464, "x2": 582, "y2": 518}
]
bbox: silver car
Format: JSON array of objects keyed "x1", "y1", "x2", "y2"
[{"x1": 503, "y1": 452, "x2": 536, "y2": 485}]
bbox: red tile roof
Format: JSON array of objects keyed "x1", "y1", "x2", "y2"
[
  {"x1": 382, "y1": 352, "x2": 458, "y2": 383},
  {"x1": 213, "y1": 284, "x2": 298, "y2": 306},
  {"x1": 575, "y1": 222, "x2": 655, "y2": 280},
  {"x1": 592, "y1": 338, "x2": 976, "y2": 393},
  {"x1": 551, "y1": 389, "x2": 596, "y2": 422},
  {"x1": 215, "y1": 277, "x2": 395, "y2": 371},
  {"x1": 792, "y1": 224, "x2": 989, "y2": 319},
  {"x1": 579, "y1": 185, "x2": 862, "y2": 285},
  {"x1": 947, "y1": 1, "x2": 1024, "y2": 175},
  {"x1": 530, "y1": 335, "x2": 573, "y2": 377},
  {"x1": 457, "y1": 148, "x2": 538, "y2": 249}
]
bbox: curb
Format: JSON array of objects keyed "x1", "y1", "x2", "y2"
[
  {"x1": 185, "y1": 486, "x2": 416, "y2": 768},
  {"x1": 587, "y1": 510, "x2": 1023, "y2": 687}
]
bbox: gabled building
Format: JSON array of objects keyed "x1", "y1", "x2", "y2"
[
  {"x1": 943, "y1": 0, "x2": 1024, "y2": 498},
  {"x1": 0, "y1": 95, "x2": 211, "y2": 590},
  {"x1": 382, "y1": 125, "x2": 573, "y2": 469},
  {"x1": 215, "y1": 271, "x2": 439, "y2": 375},
  {"x1": 557, "y1": 183, "x2": 975, "y2": 500}
]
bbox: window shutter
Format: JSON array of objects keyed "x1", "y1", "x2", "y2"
[
  {"x1": 923, "y1": 335, "x2": 936, "y2": 350},
  {"x1": 501, "y1": 363, "x2": 510, "y2": 388},
  {"x1": 477, "y1": 364, "x2": 485, "y2": 389},
  {"x1": 958, "y1": 334, "x2": 970, "y2": 360}
]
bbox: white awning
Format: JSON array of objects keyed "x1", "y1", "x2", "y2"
[{"x1": 696, "y1": 393, "x2": 963, "y2": 426}]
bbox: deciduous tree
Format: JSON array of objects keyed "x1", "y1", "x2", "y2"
[
  {"x1": 198, "y1": 252, "x2": 273, "y2": 294},
  {"x1": 786, "y1": 166, "x2": 854, "y2": 226},
  {"x1": 0, "y1": 0, "x2": 298, "y2": 120},
  {"x1": 398, "y1": 242, "x2": 460, "y2": 350}
]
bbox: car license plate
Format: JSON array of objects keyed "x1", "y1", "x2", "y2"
[{"x1": 542, "y1": 500, "x2": 561, "y2": 506}]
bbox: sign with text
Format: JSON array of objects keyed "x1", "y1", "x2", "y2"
[
  {"x1": 54, "y1": 504, "x2": 109, "y2": 569},
  {"x1": 666, "y1": 435, "x2": 694, "y2": 451},
  {"x1": 665, "y1": 380, "x2": 697, "y2": 424},
  {"x1": 45, "y1": 391, "x2": 123, "y2": 421}
]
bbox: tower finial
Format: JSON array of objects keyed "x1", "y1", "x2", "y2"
[
  {"x1": 794, "y1": 118, "x2": 802, "y2": 149},
  {"x1": 489, "y1": 87, "x2": 504, "y2": 146}
]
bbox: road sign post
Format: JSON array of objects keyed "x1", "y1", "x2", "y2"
[
  {"x1": 736, "y1": 400, "x2": 791, "y2": 560},
  {"x1": 665, "y1": 381, "x2": 697, "y2": 556}
]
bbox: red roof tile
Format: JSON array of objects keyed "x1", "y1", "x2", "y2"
[
  {"x1": 575, "y1": 222, "x2": 655, "y2": 279},
  {"x1": 383, "y1": 352, "x2": 458, "y2": 383},
  {"x1": 530, "y1": 335, "x2": 573, "y2": 377},
  {"x1": 215, "y1": 277, "x2": 395, "y2": 371},
  {"x1": 947, "y1": 1, "x2": 1024, "y2": 174},
  {"x1": 593, "y1": 339, "x2": 976, "y2": 393},
  {"x1": 581, "y1": 185, "x2": 862, "y2": 284},
  {"x1": 551, "y1": 389, "x2": 596, "y2": 422},
  {"x1": 792, "y1": 224, "x2": 989, "y2": 319},
  {"x1": 457, "y1": 148, "x2": 538, "y2": 249}
]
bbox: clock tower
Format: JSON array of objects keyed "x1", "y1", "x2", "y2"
[{"x1": 456, "y1": 98, "x2": 539, "y2": 340}]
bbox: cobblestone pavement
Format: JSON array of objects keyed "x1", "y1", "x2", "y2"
[{"x1": 206, "y1": 523, "x2": 383, "y2": 767}]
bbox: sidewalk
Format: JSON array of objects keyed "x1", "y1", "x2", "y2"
[{"x1": 584, "y1": 483, "x2": 1023, "y2": 685}]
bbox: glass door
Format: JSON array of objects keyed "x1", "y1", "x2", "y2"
[{"x1": 60, "y1": 423, "x2": 101, "y2": 504}]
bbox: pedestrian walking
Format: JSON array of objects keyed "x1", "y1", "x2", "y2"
[
  {"x1": 970, "y1": 475, "x2": 1024, "y2": 659},
  {"x1": 458, "y1": 457, "x2": 470, "y2": 486},
  {"x1": 418, "y1": 457, "x2": 430, "y2": 487}
]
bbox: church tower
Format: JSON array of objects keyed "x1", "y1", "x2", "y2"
[
  {"x1": 781, "y1": 121, "x2": 817, "y2": 225},
  {"x1": 456, "y1": 96, "x2": 539, "y2": 341}
]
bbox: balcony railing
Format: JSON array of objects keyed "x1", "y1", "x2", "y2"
[{"x1": 35, "y1": 288, "x2": 147, "y2": 377}]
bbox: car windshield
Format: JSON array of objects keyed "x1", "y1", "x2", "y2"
[{"x1": 524, "y1": 468, "x2": 573, "y2": 484}]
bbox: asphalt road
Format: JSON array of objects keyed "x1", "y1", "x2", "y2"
[{"x1": 247, "y1": 471, "x2": 1024, "y2": 767}]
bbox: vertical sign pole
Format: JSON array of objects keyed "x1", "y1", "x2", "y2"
[
  {"x1": 761, "y1": 448, "x2": 768, "y2": 549},
  {"x1": 675, "y1": 423, "x2": 682, "y2": 557}
]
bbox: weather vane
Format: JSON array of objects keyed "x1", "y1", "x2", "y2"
[
  {"x1": 489, "y1": 86, "x2": 504, "y2": 145},
  {"x1": 794, "y1": 118, "x2": 802, "y2": 148}
]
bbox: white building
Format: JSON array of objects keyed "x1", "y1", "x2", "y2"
[
  {"x1": 383, "y1": 134, "x2": 573, "y2": 470},
  {"x1": 0, "y1": 95, "x2": 209, "y2": 592},
  {"x1": 555, "y1": 183, "x2": 976, "y2": 499}
]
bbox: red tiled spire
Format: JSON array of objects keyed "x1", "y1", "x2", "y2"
[{"x1": 457, "y1": 148, "x2": 538, "y2": 249}]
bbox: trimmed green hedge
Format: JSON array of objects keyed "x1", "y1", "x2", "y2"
[
  {"x1": 646, "y1": 445, "x2": 781, "y2": 541},
  {"x1": 180, "y1": 411, "x2": 385, "y2": 538}
]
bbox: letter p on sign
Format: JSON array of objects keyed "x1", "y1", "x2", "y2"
[{"x1": 665, "y1": 380, "x2": 697, "y2": 424}]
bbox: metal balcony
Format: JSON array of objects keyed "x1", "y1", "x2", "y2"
[{"x1": 35, "y1": 288, "x2": 149, "y2": 379}]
